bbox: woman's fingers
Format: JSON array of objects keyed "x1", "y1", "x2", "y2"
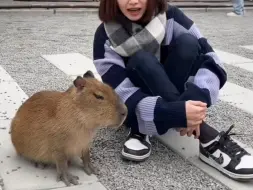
[
  {"x1": 194, "y1": 126, "x2": 200, "y2": 139},
  {"x1": 179, "y1": 126, "x2": 201, "y2": 139},
  {"x1": 180, "y1": 129, "x2": 188, "y2": 136}
]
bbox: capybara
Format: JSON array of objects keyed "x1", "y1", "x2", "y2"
[{"x1": 10, "y1": 70, "x2": 127, "y2": 186}]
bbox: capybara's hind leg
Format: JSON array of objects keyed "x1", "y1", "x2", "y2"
[
  {"x1": 55, "y1": 154, "x2": 79, "y2": 186},
  {"x1": 81, "y1": 148, "x2": 98, "y2": 175}
]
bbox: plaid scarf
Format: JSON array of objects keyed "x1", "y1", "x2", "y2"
[{"x1": 104, "y1": 12, "x2": 167, "y2": 60}]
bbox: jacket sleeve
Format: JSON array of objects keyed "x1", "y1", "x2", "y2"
[
  {"x1": 93, "y1": 23, "x2": 187, "y2": 135},
  {"x1": 171, "y1": 6, "x2": 227, "y2": 107}
]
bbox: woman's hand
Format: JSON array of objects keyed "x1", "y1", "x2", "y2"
[
  {"x1": 178, "y1": 125, "x2": 200, "y2": 139},
  {"x1": 185, "y1": 100, "x2": 207, "y2": 126},
  {"x1": 177, "y1": 100, "x2": 207, "y2": 139}
]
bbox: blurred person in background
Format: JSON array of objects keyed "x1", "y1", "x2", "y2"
[{"x1": 227, "y1": 0, "x2": 245, "y2": 16}]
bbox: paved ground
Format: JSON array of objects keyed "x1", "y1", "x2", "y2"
[
  {"x1": 0, "y1": 0, "x2": 253, "y2": 8},
  {"x1": 0, "y1": 8, "x2": 253, "y2": 190}
]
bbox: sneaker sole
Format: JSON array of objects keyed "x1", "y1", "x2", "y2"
[
  {"x1": 121, "y1": 150, "x2": 151, "y2": 162},
  {"x1": 199, "y1": 153, "x2": 253, "y2": 181}
]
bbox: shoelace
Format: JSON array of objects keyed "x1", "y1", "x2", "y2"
[
  {"x1": 129, "y1": 133, "x2": 146, "y2": 142},
  {"x1": 219, "y1": 124, "x2": 249, "y2": 158}
]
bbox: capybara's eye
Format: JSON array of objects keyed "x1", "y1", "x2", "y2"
[{"x1": 93, "y1": 93, "x2": 104, "y2": 100}]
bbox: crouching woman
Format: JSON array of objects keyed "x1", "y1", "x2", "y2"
[{"x1": 93, "y1": 0, "x2": 253, "y2": 181}]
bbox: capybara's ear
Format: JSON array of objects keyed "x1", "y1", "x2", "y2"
[
  {"x1": 83, "y1": 70, "x2": 95, "y2": 78},
  {"x1": 73, "y1": 76, "x2": 86, "y2": 90}
]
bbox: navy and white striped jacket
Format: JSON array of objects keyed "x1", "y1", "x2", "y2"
[{"x1": 93, "y1": 5, "x2": 227, "y2": 136}]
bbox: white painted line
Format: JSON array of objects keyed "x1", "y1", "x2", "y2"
[
  {"x1": 219, "y1": 82, "x2": 253, "y2": 115},
  {"x1": 59, "y1": 182, "x2": 107, "y2": 190},
  {"x1": 0, "y1": 72, "x2": 28, "y2": 121},
  {"x1": 43, "y1": 52, "x2": 253, "y2": 190},
  {"x1": 214, "y1": 49, "x2": 253, "y2": 65},
  {"x1": 214, "y1": 48, "x2": 253, "y2": 73},
  {"x1": 0, "y1": 66, "x2": 104, "y2": 190},
  {"x1": 0, "y1": 66, "x2": 15, "y2": 82},
  {"x1": 42, "y1": 53, "x2": 102, "y2": 81},
  {"x1": 241, "y1": 45, "x2": 253, "y2": 51},
  {"x1": 233, "y1": 62, "x2": 253, "y2": 73}
]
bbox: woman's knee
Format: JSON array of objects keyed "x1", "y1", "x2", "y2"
[
  {"x1": 125, "y1": 50, "x2": 161, "y2": 95},
  {"x1": 175, "y1": 33, "x2": 201, "y2": 61},
  {"x1": 126, "y1": 50, "x2": 160, "y2": 72}
]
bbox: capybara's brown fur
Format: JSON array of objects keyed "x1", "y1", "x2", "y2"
[{"x1": 10, "y1": 70, "x2": 127, "y2": 186}]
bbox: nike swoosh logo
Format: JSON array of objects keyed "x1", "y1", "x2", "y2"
[{"x1": 210, "y1": 153, "x2": 224, "y2": 165}]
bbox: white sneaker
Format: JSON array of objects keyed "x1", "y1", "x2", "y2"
[
  {"x1": 227, "y1": 12, "x2": 244, "y2": 17},
  {"x1": 199, "y1": 125, "x2": 253, "y2": 181},
  {"x1": 121, "y1": 131, "x2": 151, "y2": 162}
]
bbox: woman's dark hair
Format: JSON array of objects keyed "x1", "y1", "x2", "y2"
[{"x1": 98, "y1": 0, "x2": 168, "y2": 23}]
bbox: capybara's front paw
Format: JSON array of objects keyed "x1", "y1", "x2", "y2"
[
  {"x1": 57, "y1": 171, "x2": 79, "y2": 186},
  {"x1": 83, "y1": 163, "x2": 98, "y2": 175}
]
